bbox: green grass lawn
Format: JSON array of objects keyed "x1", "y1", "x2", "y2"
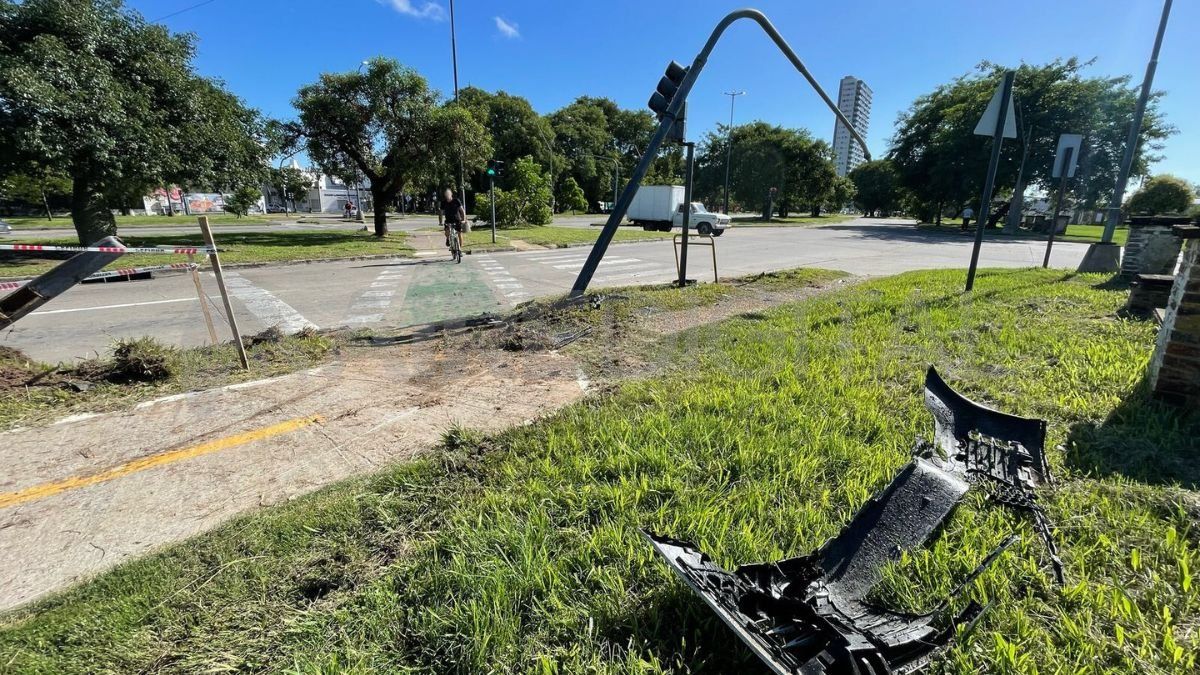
[
  {"x1": 3, "y1": 214, "x2": 285, "y2": 229},
  {"x1": 2, "y1": 268, "x2": 1196, "y2": 673},
  {"x1": 918, "y1": 222, "x2": 1130, "y2": 245},
  {"x1": 425, "y1": 225, "x2": 674, "y2": 252},
  {"x1": 731, "y1": 213, "x2": 854, "y2": 227},
  {"x1": 0, "y1": 230, "x2": 413, "y2": 279}
]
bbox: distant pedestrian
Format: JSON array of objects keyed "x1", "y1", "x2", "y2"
[{"x1": 961, "y1": 206, "x2": 974, "y2": 230}]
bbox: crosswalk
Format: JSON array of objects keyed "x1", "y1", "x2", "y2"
[{"x1": 511, "y1": 249, "x2": 678, "y2": 285}]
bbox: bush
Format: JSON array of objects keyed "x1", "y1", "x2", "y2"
[
  {"x1": 109, "y1": 337, "x2": 175, "y2": 382},
  {"x1": 491, "y1": 155, "x2": 552, "y2": 227}
]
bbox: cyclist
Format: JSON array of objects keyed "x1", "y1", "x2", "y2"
[{"x1": 441, "y1": 188, "x2": 466, "y2": 250}]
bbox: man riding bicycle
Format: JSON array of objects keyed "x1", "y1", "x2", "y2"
[{"x1": 441, "y1": 188, "x2": 466, "y2": 250}]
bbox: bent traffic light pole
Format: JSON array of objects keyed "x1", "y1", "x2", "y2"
[{"x1": 569, "y1": 8, "x2": 871, "y2": 297}]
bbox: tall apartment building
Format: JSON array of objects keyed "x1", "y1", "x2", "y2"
[{"x1": 832, "y1": 75, "x2": 872, "y2": 176}]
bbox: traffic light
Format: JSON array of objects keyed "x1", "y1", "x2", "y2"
[
  {"x1": 486, "y1": 159, "x2": 504, "y2": 177},
  {"x1": 648, "y1": 60, "x2": 688, "y2": 143}
]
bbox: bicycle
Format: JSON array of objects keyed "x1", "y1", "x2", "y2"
[{"x1": 447, "y1": 222, "x2": 463, "y2": 263}]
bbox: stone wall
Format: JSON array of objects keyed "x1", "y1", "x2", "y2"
[
  {"x1": 1120, "y1": 216, "x2": 1188, "y2": 278},
  {"x1": 1149, "y1": 226, "x2": 1200, "y2": 407}
]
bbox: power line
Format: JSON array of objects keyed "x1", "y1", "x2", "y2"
[{"x1": 153, "y1": 0, "x2": 221, "y2": 22}]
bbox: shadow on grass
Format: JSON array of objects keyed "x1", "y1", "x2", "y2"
[
  {"x1": 1065, "y1": 379, "x2": 1200, "y2": 489},
  {"x1": 597, "y1": 582, "x2": 771, "y2": 674},
  {"x1": 117, "y1": 231, "x2": 403, "y2": 249}
]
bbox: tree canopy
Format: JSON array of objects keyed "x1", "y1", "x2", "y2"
[
  {"x1": 1126, "y1": 174, "x2": 1196, "y2": 216},
  {"x1": 0, "y1": 0, "x2": 271, "y2": 242},
  {"x1": 888, "y1": 59, "x2": 1173, "y2": 221},
  {"x1": 849, "y1": 160, "x2": 901, "y2": 216},
  {"x1": 694, "y1": 122, "x2": 841, "y2": 217},
  {"x1": 293, "y1": 57, "x2": 490, "y2": 236}
]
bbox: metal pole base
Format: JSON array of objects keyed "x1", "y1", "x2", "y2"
[
  {"x1": 1076, "y1": 242, "x2": 1122, "y2": 273},
  {"x1": 673, "y1": 279, "x2": 697, "y2": 287}
]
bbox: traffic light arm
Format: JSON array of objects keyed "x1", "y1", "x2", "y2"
[{"x1": 570, "y1": 8, "x2": 869, "y2": 297}]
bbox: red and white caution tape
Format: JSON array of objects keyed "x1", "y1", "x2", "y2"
[
  {"x1": 0, "y1": 262, "x2": 198, "y2": 292},
  {"x1": 0, "y1": 243, "x2": 214, "y2": 255}
]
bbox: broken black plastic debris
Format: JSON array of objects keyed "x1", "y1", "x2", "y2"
[{"x1": 645, "y1": 367, "x2": 1064, "y2": 674}]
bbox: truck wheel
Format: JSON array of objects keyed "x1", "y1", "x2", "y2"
[
  {"x1": 659, "y1": 224, "x2": 673, "y2": 232},
  {"x1": 712, "y1": 229, "x2": 724, "y2": 237},
  {"x1": 697, "y1": 223, "x2": 713, "y2": 236}
]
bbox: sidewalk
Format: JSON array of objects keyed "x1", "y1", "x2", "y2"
[{"x1": 0, "y1": 329, "x2": 587, "y2": 611}]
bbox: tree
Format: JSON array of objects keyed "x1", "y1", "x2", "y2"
[
  {"x1": 562, "y1": 176, "x2": 588, "y2": 214},
  {"x1": 1125, "y1": 174, "x2": 1195, "y2": 216},
  {"x1": 0, "y1": 170, "x2": 71, "y2": 220},
  {"x1": 849, "y1": 160, "x2": 901, "y2": 216},
  {"x1": 825, "y1": 176, "x2": 856, "y2": 214},
  {"x1": 694, "y1": 122, "x2": 839, "y2": 218},
  {"x1": 0, "y1": 0, "x2": 271, "y2": 243},
  {"x1": 293, "y1": 58, "x2": 491, "y2": 237},
  {"x1": 492, "y1": 156, "x2": 552, "y2": 227},
  {"x1": 888, "y1": 59, "x2": 1173, "y2": 222},
  {"x1": 268, "y1": 167, "x2": 315, "y2": 214},
  {"x1": 459, "y1": 87, "x2": 556, "y2": 203},
  {"x1": 224, "y1": 186, "x2": 261, "y2": 218}
]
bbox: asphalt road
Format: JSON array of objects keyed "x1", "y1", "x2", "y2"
[{"x1": 2, "y1": 219, "x2": 1091, "y2": 364}]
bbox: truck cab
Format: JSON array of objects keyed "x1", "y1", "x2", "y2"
[{"x1": 671, "y1": 202, "x2": 731, "y2": 236}]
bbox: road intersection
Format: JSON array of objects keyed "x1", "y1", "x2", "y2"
[{"x1": 2, "y1": 219, "x2": 1090, "y2": 364}]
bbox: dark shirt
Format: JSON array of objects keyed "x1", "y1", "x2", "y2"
[{"x1": 441, "y1": 197, "x2": 463, "y2": 223}]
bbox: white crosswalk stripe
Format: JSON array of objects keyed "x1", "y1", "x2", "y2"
[{"x1": 476, "y1": 256, "x2": 530, "y2": 301}]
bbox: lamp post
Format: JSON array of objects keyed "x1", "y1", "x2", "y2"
[
  {"x1": 449, "y1": 0, "x2": 467, "y2": 212},
  {"x1": 1100, "y1": 0, "x2": 1173, "y2": 245},
  {"x1": 354, "y1": 61, "x2": 369, "y2": 223},
  {"x1": 722, "y1": 90, "x2": 745, "y2": 215}
]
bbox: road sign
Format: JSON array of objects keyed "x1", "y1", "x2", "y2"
[
  {"x1": 1052, "y1": 134, "x2": 1083, "y2": 178},
  {"x1": 974, "y1": 81, "x2": 1017, "y2": 139}
]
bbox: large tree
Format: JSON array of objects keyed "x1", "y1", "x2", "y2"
[
  {"x1": 293, "y1": 58, "x2": 490, "y2": 237},
  {"x1": 849, "y1": 160, "x2": 901, "y2": 217},
  {"x1": 694, "y1": 122, "x2": 840, "y2": 217},
  {"x1": 0, "y1": 0, "x2": 271, "y2": 243},
  {"x1": 888, "y1": 59, "x2": 1173, "y2": 222}
]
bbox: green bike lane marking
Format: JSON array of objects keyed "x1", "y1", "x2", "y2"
[{"x1": 392, "y1": 256, "x2": 505, "y2": 327}]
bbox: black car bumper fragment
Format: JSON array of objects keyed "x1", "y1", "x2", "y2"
[{"x1": 645, "y1": 367, "x2": 1062, "y2": 674}]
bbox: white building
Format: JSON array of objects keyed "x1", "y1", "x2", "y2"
[
  {"x1": 832, "y1": 76, "x2": 872, "y2": 177},
  {"x1": 262, "y1": 160, "x2": 373, "y2": 214}
]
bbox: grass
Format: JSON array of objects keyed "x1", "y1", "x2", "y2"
[
  {"x1": 0, "y1": 230, "x2": 413, "y2": 279},
  {"x1": 2, "y1": 214, "x2": 284, "y2": 229},
  {"x1": 0, "y1": 330, "x2": 341, "y2": 431},
  {"x1": 421, "y1": 225, "x2": 674, "y2": 252},
  {"x1": 918, "y1": 222, "x2": 1130, "y2": 245},
  {"x1": 731, "y1": 213, "x2": 854, "y2": 227},
  {"x1": 2, "y1": 268, "x2": 1198, "y2": 673}
]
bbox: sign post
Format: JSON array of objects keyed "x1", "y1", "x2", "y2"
[
  {"x1": 197, "y1": 216, "x2": 249, "y2": 370},
  {"x1": 676, "y1": 142, "x2": 696, "y2": 287},
  {"x1": 1042, "y1": 134, "x2": 1082, "y2": 268},
  {"x1": 965, "y1": 71, "x2": 1016, "y2": 292}
]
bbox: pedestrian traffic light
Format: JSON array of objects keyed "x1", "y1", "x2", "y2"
[
  {"x1": 647, "y1": 60, "x2": 688, "y2": 143},
  {"x1": 486, "y1": 159, "x2": 504, "y2": 177}
]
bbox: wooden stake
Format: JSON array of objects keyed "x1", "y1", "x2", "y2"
[
  {"x1": 197, "y1": 216, "x2": 249, "y2": 369},
  {"x1": 188, "y1": 253, "x2": 219, "y2": 345}
]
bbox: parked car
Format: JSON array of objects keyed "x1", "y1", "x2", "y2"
[
  {"x1": 627, "y1": 185, "x2": 731, "y2": 236},
  {"x1": 266, "y1": 204, "x2": 286, "y2": 213},
  {"x1": 0, "y1": 219, "x2": 12, "y2": 235}
]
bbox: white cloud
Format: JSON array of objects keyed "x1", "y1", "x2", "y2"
[
  {"x1": 380, "y1": 0, "x2": 445, "y2": 21},
  {"x1": 494, "y1": 16, "x2": 520, "y2": 39}
]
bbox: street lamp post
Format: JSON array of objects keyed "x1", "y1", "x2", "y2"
[
  {"x1": 354, "y1": 61, "x2": 369, "y2": 224},
  {"x1": 449, "y1": 0, "x2": 467, "y2": 212},
  {"x1": 722, "y1": 90, "x2": 745, "y2": 215},
  {"x1": 1100, "y1": 0, "x2": 1173, "y2": 245}
]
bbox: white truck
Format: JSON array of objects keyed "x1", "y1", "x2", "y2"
[{"x1": 626, "y1": 185, "x2": 731, "y2": 236}]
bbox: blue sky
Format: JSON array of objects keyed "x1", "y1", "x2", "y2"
[{"x1": 132, "y1": 0, "x2": 1198, "y2": 183}]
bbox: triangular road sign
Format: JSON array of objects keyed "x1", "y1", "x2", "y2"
[{"x1": 974, "y1": 82, "x2": 1017, "y2": 139}]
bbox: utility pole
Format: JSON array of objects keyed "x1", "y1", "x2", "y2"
[
  {"x1": 449, "y1": 0, "x2": 467, "y2": 213},
  {"x1": 722, "y1": 90, "x2": 745, "y2": 215},
  {"x1": 1100, "y1": 0, "x2": 1173, "y2": 245},
  {"x1": 1043, "y1": 146, "x2": 1075, "y2": 268}
]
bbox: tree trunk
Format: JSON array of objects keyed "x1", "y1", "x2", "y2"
[
  {"x1": 810, "y1": 204, "x2": 820, "y2": 218},
  {"x1": 372, "y1": 186, "x2": 389, "y2": 237},
  {"x1": 935, "y1": 200, "x2": 943, "y2": 226},
  {"x1": 41, "y1": 189, "x2": 52, "y2": 221},
  {"x1": 1004, "y1": 177, "x2": 1026, "y2": 234},
  {"x1": 70, "y1": 176, "x2": 117, "y2": 244}
]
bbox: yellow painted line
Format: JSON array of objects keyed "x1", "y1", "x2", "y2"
[{"x1": 0, "y1": 415, "x2": 325, "y2": 510}]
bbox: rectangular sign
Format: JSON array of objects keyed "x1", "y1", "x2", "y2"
[{"x1": 1052, "y1": 134, "x2": 1083, "y2": 178}]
